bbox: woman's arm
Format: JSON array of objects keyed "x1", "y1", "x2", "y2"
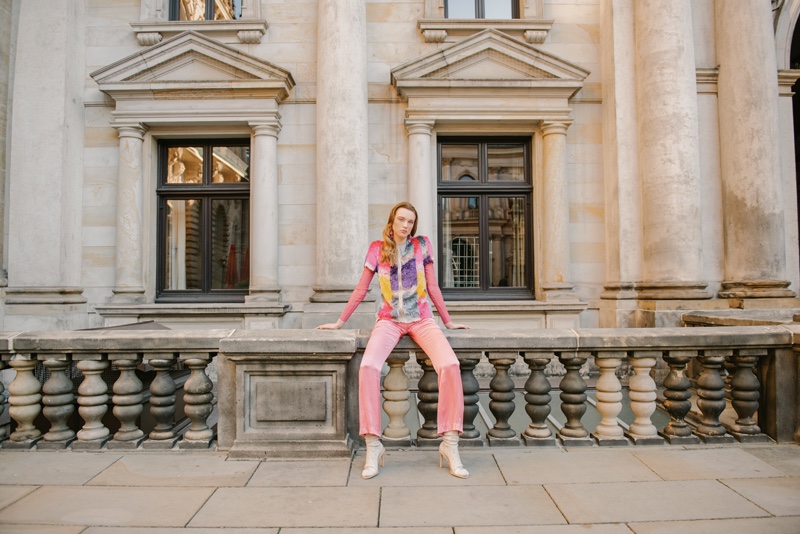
[
  {"x1": 316, "y1": 267, "x2": 375, "y2": 329},
  {"x1": 424, "y1": 262, "x2": 469, "y2": 329}
]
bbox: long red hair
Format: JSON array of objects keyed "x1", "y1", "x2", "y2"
[{"x1": 380, "y1": 202, "x2": 418, "y2": 265}]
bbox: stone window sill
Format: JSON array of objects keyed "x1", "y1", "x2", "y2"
[
  {"x1": 418, "y1": 18, "x2": 553, "y2": 44},
  {"x1": 441, "y1": 300, "x2": 586, "y2": 313},
  {"x1": 130, "y1": 20, "x2": 269, "y2": 46}
]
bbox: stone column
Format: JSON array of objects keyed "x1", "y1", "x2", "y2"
[
  {"x1": 540, "y1": 121, "x2": 576, "y2": 301},
  {"x1": 5, "y1": 0, "x2": 87, "y2": 329},
  {"x1": 715, "y1": 1, "x2": 794, "y2": 298},
  {"x1": 111, "y1": 123, "x2": 147, "y2": 304},
  {"x1": 633, "y1": 0, "x2": 709, "y2": 300},
  {"x1": 247, "y1": 119, "x2": 282, "y2": 302},
  {"x1": 406, "y1": 119, "x2": 436, "y2": 242},
  {"x1": 312, "y1": 0, "x2": 369, "y2": 303}
]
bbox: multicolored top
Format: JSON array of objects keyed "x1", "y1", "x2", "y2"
[{"x1": 364, "y1": 236, "x2": 434, "y2": 323}]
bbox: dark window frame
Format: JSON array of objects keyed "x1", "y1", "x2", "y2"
[
  {"x1": 444, "y1": 0, "x2": 520, "y2": 19},
  {"x1": 156, "y1": 138, "x2": 250, "y2": 303},
  {"x1": 437, "y1": 136, "x2": 534, "y2": 300}
]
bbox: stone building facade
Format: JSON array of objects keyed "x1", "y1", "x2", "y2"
[{"x1": 0, "y1": 0, "x2": 798, "y2": 332}]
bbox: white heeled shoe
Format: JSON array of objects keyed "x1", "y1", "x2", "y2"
[
  {"x1": 439, "y1": 431, "x2": 469, "y2": 479},
  {"x1": 361, "y1": 440, "x2": 385, "y2": 479}
]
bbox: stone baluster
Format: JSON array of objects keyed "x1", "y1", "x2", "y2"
[
  {"x1": 382, "y1": 351, "x2": 412, "y2": 447},
  {"x1": 521, "y1": 352, "x2": 556, "y2": 446},
  {"x1": 180, "y1": 355, "x2": 216, "y2": 448},
  {"x1": 557, "y1": 352, "x2": 592, "y2": 446},
  {"x1": 108, "y1": 355, "x2": 146, "y2": 449},
  {"x1": 694, "y1": 350, "x2": 734, "y2": 443},
  {"x1": 458, "y1": 353, "x2": 483, "y2": 446},
  {"x1": 592, "y1": 352, "x2": 628, "y2": 446},
  {"x1": 415, "y1": 354, "x2": 440, "y2": 446},
  {"x1": 39, "y1": 355, "x2": 76, "y2": 449},
  {"x1": 143, "y1": 354, "x2": 180, "y2": 449},
  {"x1": 486, "y1": 353, "x2": 520, "y2": 446},
  {"x1": 727, "y1": 349, "x2": 771, "y2": 443},
  {"x1": 660, "y1": 350, "x2": 700, "y2": 444},
  {"x1": 625, "y1": 351, "x2": 664, "y2": 445},
  {"x1": 0, "y1": 360, "x2": 8, "y2": 443},
  {"x1": 5, "y1": 355, "x2": 43, "y2": 448},
  {"x1": 73, "y1": 356, "x2": 111, "y2": 449}
]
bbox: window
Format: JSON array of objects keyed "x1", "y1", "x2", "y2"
[
  {"x1": 157, "y1": 140, "x2": 250, "y2": 302},
  {"x1": 438, "y1": 138, "x2": 532, "y2": 298},
  {"x1": 169, "y1": 0, "x2": 242, "y2": 21},
  {"x1": 445, "y1": 0, "x2": 519, "y2": 19}
]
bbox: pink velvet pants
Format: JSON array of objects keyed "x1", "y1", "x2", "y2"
[{"x1": 359, "y1": 318, "x2": 464, "y2": 436}]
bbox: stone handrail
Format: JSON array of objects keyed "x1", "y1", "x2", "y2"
[{"x1": 0, "y1": 325, "x2": 798, "y2": 454}]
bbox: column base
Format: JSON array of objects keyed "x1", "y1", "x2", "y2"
[
  {"x1": 718, "y1": 279, "x2": 796, "y2": 299},
  {"x1": 521, "y1": 433, "x2": 558, "y2": 447},
  {"x1": 486, "y1": 435, "x2": 521, "y2": 447},
  {"x1": 592, "y1": 433, "x2": 630, "y2": 446},
  {"x1": 540, "y1": 282, "x2": 581, "y2": 302},
  {"x1": 624, "y1": 432, "x2": 665, "y2": 446},
  {"x1": 142, "y1": 436, "x2": 182, "y2": 450},
  {"x1": 381, "y1": 436, "x2": 413, "y2": 448},
  {"x1": 635, "y1": 281, "x2": 712, "y2": 300},
  {"x1": 557, "y1": 434, "x2": 594, "y2": 447},
  {"x1": 110, "y1": 287, "x2": 146, "y2": 304},
  {"x1": 71, "y1": 438, "x2": 111, "y2": 450},
  {"x1": 658, "y1": 432, "x2": 700, "y2": 445},
  {"x1": 246, "y1": 287, "x2": 283, "y2": 303},
  {"x1": 3, "y1": 287, "x2": 89, "y2": 330},
  {"x1": 38, "y1": 438, "x2": 76, "y2": 450}
]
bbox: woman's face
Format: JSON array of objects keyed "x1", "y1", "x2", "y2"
[{"x1": 392, "y1": 207, "x2": 416, "y2": 242}]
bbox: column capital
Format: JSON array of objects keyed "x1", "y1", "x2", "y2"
[
  {"x1": 541, "y1": 120, "x2": 571, "y2": 136},
  {"x1": 249, "y1": 119, "x2": 282, "y2": 138},
  {"x1": 405, "y1": 119, "x2": 435, "y2": 136},
  {"x1": 113, "y1": 123, "x2": 147, "y2": 139}
]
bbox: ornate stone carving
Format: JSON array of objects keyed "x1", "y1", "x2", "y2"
[
  {"x1": 523, "y1": 30, "x2": 547, "y2": 44},
  {"x1": 422, "y1": 29, "x2": 447, "y2": 43},
  {"x1": 137, "y1": 32, "x2": 163, "y2": 46},
  {"x1": 237, "y1": 30, "x2": 264, "y2": 43}
]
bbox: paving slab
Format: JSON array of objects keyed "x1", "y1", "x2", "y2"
[
  {"x1": 742, "y1": 444, "x2": 800, "y2": 476},
  {"x1": 348, "y1": 450, "x2": 506, "y2": 487},
  {"x1": 721, "y1": 477, "x2": 800, "y2": 516},
  {"x1": 247, "y1": 459, "x2": 351, "y2": 487},
  {"x1": 380, "y1": 485, "x2": 567, "y2": 527},
  {"x1": 631, "y1": 447, "x2": 786, "y2": 480},
  {"x1": 545, "y1": 480, "x2": 771, "y2": 523},
  {"x1": 493, "y1": 448, "x2": 661, "y2": 484},
  {"x1": 0, "y1": 486, "x2": 214, "y2": 527},
  {"x1": 0, "y1": 526, "x2": 87, "y2": 534},
  {"x1": 87, "y1": 453, "x2": 258, "y2": 487},
  {"x1": 283, "y1": 529, "x2": 452, "y2": 534},
  {"x1": 0, "y1": 452, "x2": 121, "y2": 485},
  {"x1": 628, "y1": 516, "x2": 800, "y2": 534},
  {"x1": 188, "y1": 487, "x2": 380, "y2": 528},
  {"x1": 0, "y1": 486, "x2": 37, "y2": 510},
  {"x1": 83, "y1": 529, "x2": 278, "y2": 534},
  {"x1": 455, "y1": 526, "x2": 633, "y2": 534}
]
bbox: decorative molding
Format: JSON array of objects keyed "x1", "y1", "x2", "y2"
[
  {"x1": 778, "y1": 68, "x2": 800, "y2": 96},
  {"x1": 696, "y1": 67, "x2": 719, "y2": 94},
  {"x1": 418, "y1": 19, "x2": 554, "y2": 44},
  {"x1": 130, "y1": 20, "x2": 269, "y2": 45}
]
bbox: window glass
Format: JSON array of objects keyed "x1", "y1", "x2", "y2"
[
  {"x1": 175, "y1": 0, "x2": 242, "y2": 21},
  {"x1": 484, "y1": 2, "x2": 514, "y2": 19},
  {"x1": 211, "y1": 146, "x2": 250, "y2": 183},
  {"x1": 441, "y1": 197, "x2": 481, "y2": 288},
  {"x1": 164, "y1": 199, "x2": 203, "y2": 290},
  {"x1": 488, "y1": 197, "x2": 526, "y2": 287},
  {"x1": 447, "y1": 0, "x2": 477, "y2": 18},
  {"x1": 167, "y1": 147, "x2": 204, "y2": 184},
  {"x1": 441, "y1": 144, "x2": 479, "y2": 182},
  {"x1": 487, "y1": 144, "x2": 525, "y2": 182},
  {"x1": 211, "y1": 199, "x2": 250, "y2": 289}
]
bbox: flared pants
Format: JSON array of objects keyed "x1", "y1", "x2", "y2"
[{"x1": 359, "y1": 318, "x2": 464, "y2": 436}]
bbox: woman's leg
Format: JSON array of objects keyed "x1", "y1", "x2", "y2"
[
  {"x1": 408, "y1": 318, "x2": 464, "y2": 435},
  {"x1": 359, "y1": 320, "x2": 404, "y2": 436}
]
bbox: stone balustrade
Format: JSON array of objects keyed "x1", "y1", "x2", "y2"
[{"x1": 0, "y1": 325, "x2": 798, "y2": 455}]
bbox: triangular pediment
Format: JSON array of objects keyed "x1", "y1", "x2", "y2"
[
  {"x1": 392, "y1": 28, "x2": 588, "y2": 88},
  {"x1": 91, "y1": 31, "x2": 294, "y2": 100}
]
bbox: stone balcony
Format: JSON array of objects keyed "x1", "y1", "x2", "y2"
[{"x1": 0, "y1": 325, "x2": 798, "y2": 455}]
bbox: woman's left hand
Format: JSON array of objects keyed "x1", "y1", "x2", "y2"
[{"x1": 444, "y1": 322, "x2": 470, "y2": 330}]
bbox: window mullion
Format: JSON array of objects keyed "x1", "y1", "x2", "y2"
[{"x1": 479, "y1": 194, "x2": 489, "y2": 291}]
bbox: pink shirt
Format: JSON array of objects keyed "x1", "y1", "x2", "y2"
[{"x1": 338, "y1": 236, "x2": 452, "y2": 325}]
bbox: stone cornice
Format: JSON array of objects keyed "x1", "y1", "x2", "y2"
[
  {"x1": 418, "y1": 18, "x2": 554, "y2": 44},
  {"x1": 130, "y1": 19, "x2": 269, "y2": 45}
]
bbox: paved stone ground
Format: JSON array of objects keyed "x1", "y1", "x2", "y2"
[{"x1": 0, "y1": 444, "x2": 798, "y2": 533}]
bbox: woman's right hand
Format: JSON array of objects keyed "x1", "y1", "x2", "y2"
[{"x1": 316, "y1": 320, "x2": 344, "y2": 330}]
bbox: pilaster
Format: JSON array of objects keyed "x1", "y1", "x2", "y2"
[
  {"x1": 247, "y1": 119, "x2": 283, "y2": 303},
  {"x1": 111, "y1": 123, "x2": 147, "y2": 305}
]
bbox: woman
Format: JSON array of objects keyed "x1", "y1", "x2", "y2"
[{"x1": 317, "y1": 202, "x2": 470, "y2": 479}]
